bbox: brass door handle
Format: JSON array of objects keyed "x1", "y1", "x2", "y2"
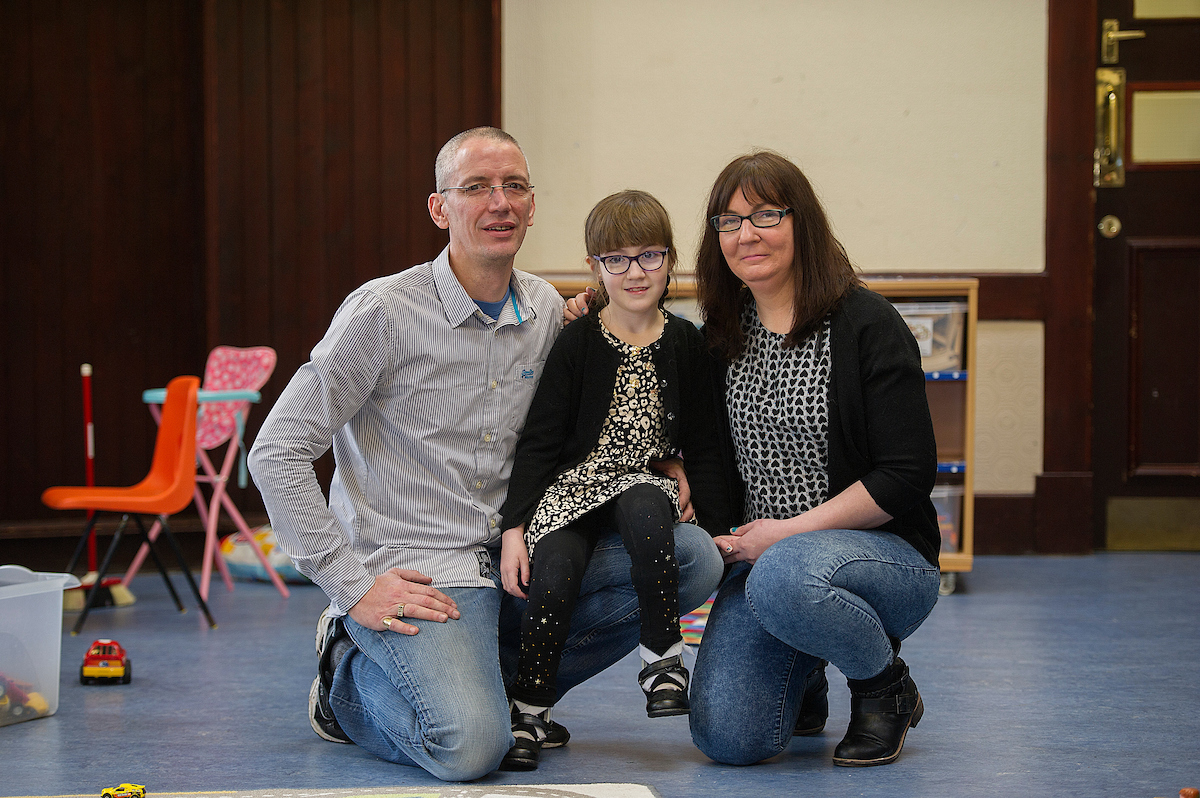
[
  {"x1": 1095, "y1": 67, "x2": 1126, "y2": 188},
  {"x1": 1102, "y1": 19, "x2": 1146, "y2": 64}
]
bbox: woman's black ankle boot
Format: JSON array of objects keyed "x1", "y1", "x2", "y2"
[
  {"x1": 793, "y1": 660, "x2": 829, "y2": 736},
  {"x1": 832, "y1": 657, "x2": 923, "y2": 767}
]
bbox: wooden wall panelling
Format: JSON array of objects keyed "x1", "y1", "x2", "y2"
[
  {"x1": 3, "y1": 0, "x2": 502, "y2": 534},
  {"x1": 351, "y1": 0, "x2": 384, "y2": 289},
  {"x1": 1, "y1": 1, "x2": 205, "y2": 524},
  {"x1": 200, "y1": 0, "x2": 501, "y2": 512}
]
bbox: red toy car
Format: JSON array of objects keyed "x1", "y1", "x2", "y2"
[
  {"x1": 0, "y1": 673, "x2": 50, "y2": 720},
  {"x1": 80, "y1": 639, "x2": 131, "y2": 684}
]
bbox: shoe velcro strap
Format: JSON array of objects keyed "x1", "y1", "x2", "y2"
[
  {"x1": 858, "y1": 693, "x2": 918, "y2": 715},
  {"x1": 638, "y1": 655, "x2": 688, "y2": 692},
  {"x1": 513, "y1": 713, "x2": 549, "y2": 741}
]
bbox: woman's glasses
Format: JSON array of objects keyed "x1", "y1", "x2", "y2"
[{"x1": 709, "y1": 208, "x2": 793, "y2": 233}]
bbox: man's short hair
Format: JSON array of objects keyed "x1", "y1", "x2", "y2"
[{"x1": 434, "y1": 127, "x2": 527, "y2": 192}]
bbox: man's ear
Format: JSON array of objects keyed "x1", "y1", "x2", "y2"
[{"x1": 428, "y1": 192, "x2": 450, "y2": 230}]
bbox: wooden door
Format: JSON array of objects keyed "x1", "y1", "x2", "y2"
[{"x1": 1093, "y1": 0, "x2": 1200, "y2": 549}]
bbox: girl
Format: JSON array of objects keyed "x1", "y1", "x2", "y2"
[{"x1": 497, "y1": 190, "x2": 732, "y2": 771}]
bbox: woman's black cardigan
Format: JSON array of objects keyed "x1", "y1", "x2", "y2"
[
  {"x1": 712, "y1": 286, "x2": 942, "y2": 567},
  {"x1": 500, "y1": 311, "x2": 734, "y2": 539}
]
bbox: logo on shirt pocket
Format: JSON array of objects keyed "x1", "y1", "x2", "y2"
[{"x1": 507, "y1": 360, "x2": 545, "y2": 432}]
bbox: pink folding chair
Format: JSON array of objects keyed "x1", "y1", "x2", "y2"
[{"x1": 123, "y1": 346, "x2": 287, "y2": 599}]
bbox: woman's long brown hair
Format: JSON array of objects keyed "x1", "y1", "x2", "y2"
[{"x1": 697, "y1": 150, "x2": 860, "y2": 361}]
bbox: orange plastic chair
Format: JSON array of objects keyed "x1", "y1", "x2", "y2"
[
  {"x1": 43, "y1": 375, "x2": 217, "y2": 635},
  {"x1": 122, "y1": 346, "x2": 285, "y2": 599}
]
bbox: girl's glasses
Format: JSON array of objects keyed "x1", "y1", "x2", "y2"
[{"x1": 592, "y1": 249, "x2": 669, "y2": 275}]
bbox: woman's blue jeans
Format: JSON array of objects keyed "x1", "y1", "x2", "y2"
[
  {"x1": 690, "y1": 529, "x2": 940, "y2": 765},
  {"x1": 328, "y1": 522, "x2": 722, "y2": 781}
]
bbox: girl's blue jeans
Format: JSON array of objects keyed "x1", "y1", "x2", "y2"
[{"x1": 689, "y1": 528, "x2": 940, "y2": 765}]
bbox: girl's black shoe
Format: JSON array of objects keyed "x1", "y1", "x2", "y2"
[
  {"x1": 500, "y1": 705, "x2": 549, "y2": 771},
  {"x1": 832, "y1": 658, "x2": 923, "y2": 767},
  {"x1": 638, "y1": 654, "x2": 690, "y2": 717}
]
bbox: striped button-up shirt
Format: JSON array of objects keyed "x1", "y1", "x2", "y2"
[{"x1": 249, "y1": 247, "x2": 564, "y2": 613}]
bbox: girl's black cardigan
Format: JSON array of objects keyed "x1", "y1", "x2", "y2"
[{"x1": 500, "y1": 311, "x2": 734, "y2": 539}]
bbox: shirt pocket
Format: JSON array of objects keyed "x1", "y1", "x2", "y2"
[{"x1": 506, "y1": 359, "x2": 545, "y2": 433}]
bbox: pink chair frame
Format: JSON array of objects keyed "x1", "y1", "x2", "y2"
[{"x1": 122, "y1": 347, "x2": 288, "y2": 600}]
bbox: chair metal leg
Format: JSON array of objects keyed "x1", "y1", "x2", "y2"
[
  {"x1": 71, "y1": 514, "x2": 128, "y2": 636},
  {"x1": 130, "y1": 515, "x2": 186, "y2": 613},
  {"x1": 150, "y1": 516, "x2": 218, "y2": 629},
  {"x1": 65, "y1": 515, "x2": 100, "y2": 575}
]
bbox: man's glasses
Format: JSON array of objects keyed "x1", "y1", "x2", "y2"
[
  {"x1": 709, "y1": 208, "x2": 793, "y2": 233},
  {"x1": 440, "y1": 182, "x2": 534, "y2": 201},
  {"x1": 592, "y1": 249, "x2": 669, "y2": 275}
]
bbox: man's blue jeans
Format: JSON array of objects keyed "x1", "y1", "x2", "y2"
[
  {"x1": 328, "y1": 522, "x2": 722, "y2": 781},
  {"x1": 689, "y1": 529, "x2": 940, "y2": 766}
]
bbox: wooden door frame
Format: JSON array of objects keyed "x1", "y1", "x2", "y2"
[{"x1": 1038, "y1": 0, "x2": 1097, "y2": 551}]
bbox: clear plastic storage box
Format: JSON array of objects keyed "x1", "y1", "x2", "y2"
[
  {"x1": 0, "y1": 565, "x2": 79, "y2": 726},
  {"x1": 931, "y1": 485, "x2": 964, "y2": 553},
  {"x1": 893, "y1": 301, "x2": 968, "y2": 373}
]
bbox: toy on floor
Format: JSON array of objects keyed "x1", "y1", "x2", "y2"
[
  {"x1": 219, "y1": 526, "x2": 310, "y2": 584},
  {"x1": 100, "y1": 784, "x2": 145, "y2": 798},
  {"x1": 0, "y1": 673, "x2": 50, "y2": 721},
  {"x1": 80, "y1": 639, "x2": 131, "y2": 684}
]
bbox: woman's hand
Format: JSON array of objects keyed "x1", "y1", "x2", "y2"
[
  {"x1": 500, "y1": 525, "x2": 531, "y2": 599},
  {"x1": 713, "y1": 518, "x2": 794, "y2": 565},
  {"x1": 713, "y1": 482, "x2": 894, "y2": 565},
  {"x1": 348, "y1": 568, "x2": 461, "y2": 635}
]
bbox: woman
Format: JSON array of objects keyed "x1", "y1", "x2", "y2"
[{"x1": 688, "y1": 150, "x2": 942, "y2": 768}]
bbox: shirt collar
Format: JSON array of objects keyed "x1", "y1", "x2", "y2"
[{"x1": 432, "y1": 246, "x2": 538, "y2": 329}]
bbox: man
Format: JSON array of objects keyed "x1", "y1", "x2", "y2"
[{"x1": 248, "y1": 127, "x2": 721, "y2": 781}]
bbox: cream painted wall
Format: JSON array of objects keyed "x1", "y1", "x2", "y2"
[
  {"x1": 503, "y1": 0, "x2": 1047, "y2": 276},
  {"x1": 974, "y1": 322, "x2": 1045, "y2": 493},
  {"x1": 502, "y1": 0, "x2": 1049, "y2": 493}
]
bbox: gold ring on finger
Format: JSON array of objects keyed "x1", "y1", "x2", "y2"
[
  {"x1": 397, "y1": 603, "x2": 406, "y2": 618},
  {"x1": 383, "y1": 616, "x2": 394, "y2": 629}
]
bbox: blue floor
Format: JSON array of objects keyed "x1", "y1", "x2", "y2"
[{"x1": 3, "y1": 553, "x2": 1198, "y2": 798}]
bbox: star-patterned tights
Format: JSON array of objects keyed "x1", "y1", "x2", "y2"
[{"x1": 511, "y1": 483, "x2": 681, "y2": 708}]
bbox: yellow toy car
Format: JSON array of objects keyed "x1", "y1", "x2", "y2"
[{"x1": 101, "y1": 784, "x2": 146, "y2": 798}]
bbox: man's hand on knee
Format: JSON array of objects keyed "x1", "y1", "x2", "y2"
[{"x1": 349, "y1": 568, "x2": 461, "y2": 634}]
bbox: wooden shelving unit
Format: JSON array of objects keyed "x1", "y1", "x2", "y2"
[
  {"x1": 866, "y1": 278, "x2": 977, "y2": 594},
  {"x1": 544, "y1": 272, "x2": 977, "y2": 593}
]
